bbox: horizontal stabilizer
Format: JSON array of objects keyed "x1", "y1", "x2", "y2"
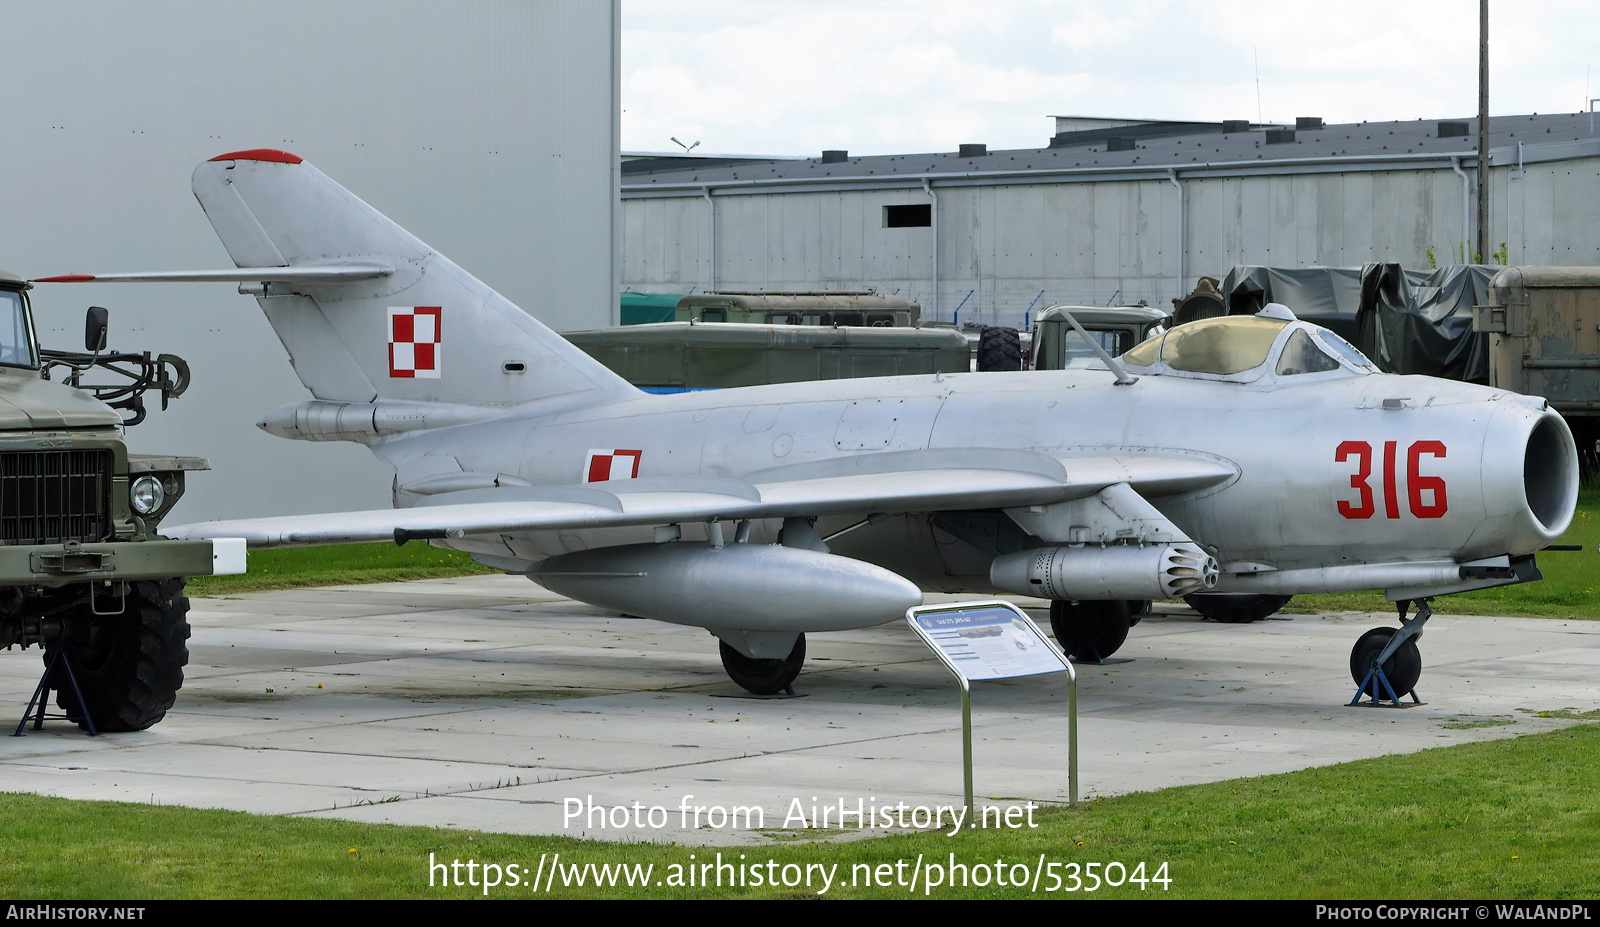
[{"x1": 34, "y1": 265, "x2": 394, "y2": 284}]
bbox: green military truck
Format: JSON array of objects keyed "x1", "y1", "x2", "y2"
[
  {"x1": 0, "y1": 271, "x2": 240, "y2": 733},
  {"x1": 566, "y1": 322, "x2": 970, "y2": 391},
  {"x1": 579, "y1": 290, "x2": 966, "y2": 390},
  {"x1": 674, "y1": 291, "x2": 921, "y2": 327}
]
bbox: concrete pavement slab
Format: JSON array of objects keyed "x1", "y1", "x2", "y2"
[{"x1": 3, "y1": 575, "x2": 1597, "y2": 845}]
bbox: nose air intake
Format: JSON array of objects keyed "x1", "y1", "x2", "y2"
[{"x1": 1524, "y1": 413, "x2": 1578, "y2": 535}]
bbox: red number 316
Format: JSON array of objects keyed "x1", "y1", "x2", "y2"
[{"x1": 1335, "y1": 440, "x2": 1447, "y2": 519}]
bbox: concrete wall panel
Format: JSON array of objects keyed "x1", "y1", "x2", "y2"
[{"x1": 623, "y1": 156, "x2": 1600, "y2": 329}]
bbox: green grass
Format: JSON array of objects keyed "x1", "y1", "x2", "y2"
[
  {"x1": 185, "y1": 542, "x2": 498, "y2": 596},
  {"x1": 3, "y1": 723, "x2": 1597, "y2": 899},
  {"x1": 1284, "y1": 486, "x2": 1600, "y2": 619}
]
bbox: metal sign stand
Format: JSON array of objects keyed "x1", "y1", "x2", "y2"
[{"x1": 907, "y1": 600, "x2": 1077, "y2": 822}]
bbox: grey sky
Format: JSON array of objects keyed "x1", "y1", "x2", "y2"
[{"x1": 621, "y1": 1, "x2": 1600, "y2": 156}]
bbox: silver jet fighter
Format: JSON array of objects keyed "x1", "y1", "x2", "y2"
[{"x1": 41, "y1": 150, "x2": 1580, "y2": 697}]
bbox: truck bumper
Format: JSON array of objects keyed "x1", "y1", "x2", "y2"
[{"x1": 0, "y1": 537, "x2": 246, "y2": 588}]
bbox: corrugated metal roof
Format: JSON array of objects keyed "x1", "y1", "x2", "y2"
[{"x1": 622, "y1": 112, "x2": 1600, "y2": 193}]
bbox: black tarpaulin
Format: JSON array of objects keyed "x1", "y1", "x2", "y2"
[
  {"x1": 1220, "y1": 266, "x2": 1369, "y2": 342},
  {"x1": 1357, "y1": 264, "x2": 1495, "y2": 383},
  {"x1": 1218, "y1": 264, "x2": 1495, "y2": 382}
]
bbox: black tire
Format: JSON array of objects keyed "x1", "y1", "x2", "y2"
[
  {"x1": 1184, "y1": 593, "x2": 1292, "y2": 624},
  {"x1": 1049, "y1": 599, "x2": 1132, "y2": 660},
  {"x1": 49, "y1": 578, "x2": 191, "y2": 732},
  {"x1": 1349, "y1": 627, "x2": 1422, "y2": 695},
  {"x1": 976, "y1": 327, "x2": 1022, "y2": 371},
  {"x1": 1128, "y1": 599, "x2": 1151, "y2": 627},
  {"x1": 719, "y1": 634, "x2": 805, "y2": 695}
]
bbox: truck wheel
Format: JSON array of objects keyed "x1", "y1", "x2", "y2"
[
  {"x1": 977, "y1": 327, "x2": 1022, "y2": 371},
  {"x1": 49, "y1": 578, "x2": 191, "y2": 732}
]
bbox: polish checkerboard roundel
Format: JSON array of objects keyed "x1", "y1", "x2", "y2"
[
  {"x1": 585, "y1": 449, "x2": 642, "y2": 482},
  {"x1": 389, "y1": 306, "x2": 441, "y2": 378}
]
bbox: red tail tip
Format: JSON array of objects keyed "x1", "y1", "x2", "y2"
[
  {"x1": 33, "y1": 274, "x2": 96, "y2": 283},
  {"x1": 209, "y1": 149, "x2": 303, "y2": 164}
]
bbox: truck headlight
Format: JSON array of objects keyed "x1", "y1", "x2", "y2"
[{"x1": 131, "y1": 475, "x2": 165, "y2": 515}]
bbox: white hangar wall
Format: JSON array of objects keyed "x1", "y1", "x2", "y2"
[
  {"x1": 0, "y1": 0, "x2": 620, "y2": 522},
  {"x1": 621, "y1": 149, "x2": 1600, "y2": 327}
]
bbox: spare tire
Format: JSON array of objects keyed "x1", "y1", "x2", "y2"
[{"x1": 977, "y1": 327, "x2": 1022, "y2": 371}]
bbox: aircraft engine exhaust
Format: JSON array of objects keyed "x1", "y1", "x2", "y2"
[
  {"x1": 530, "y1": 541, "x2": 924, "y2": 633},
  {"x1": 989, "y1": 543, "x2": 1218, "y2": 600}
]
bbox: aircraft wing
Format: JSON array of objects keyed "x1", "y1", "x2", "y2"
[{"x1": 164, "y1": 449, "x2": 1236, "y2": 548}]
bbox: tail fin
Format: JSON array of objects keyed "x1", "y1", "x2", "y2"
[{"x1": 192, "y1": 149, "x2": 638, "y2": 408}]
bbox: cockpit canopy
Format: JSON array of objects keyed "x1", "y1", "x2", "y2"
[{"x1": 1119, "y1": 304, "x2": 1375, "y2": 383}]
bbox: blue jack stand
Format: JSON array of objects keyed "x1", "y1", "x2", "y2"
[
  {"x1": 13, "y1": 649, "x2": 99, "y2": 736},
  {"x1": 1349, "y1": 666, "x2": 1423, "y2": 708}
]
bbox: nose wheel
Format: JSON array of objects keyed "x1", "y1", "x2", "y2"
[{"x1": 1349, "y1": 598, "x2": 1429, "y2": 707}]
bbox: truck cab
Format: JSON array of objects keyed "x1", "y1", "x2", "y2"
[{"x1": 1029, "y1": 304, "x2": 1172, "y2": 371}]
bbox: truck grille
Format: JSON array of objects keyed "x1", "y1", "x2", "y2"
[{"x1": 0, "y1": 450, "x2": 113, "y2": 545}]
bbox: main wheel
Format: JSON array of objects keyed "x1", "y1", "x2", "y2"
[
  {"x1": 1349, "y1": 627, "x2": 1422, "y2": 695},
  {"x1": 719, "y1": 634, "x2": 805, "y2": 695},
  {"x1": 48, "y1": 578, "x2": 191, "y2": 732},
  {"x1": 1184, "y1": 593, "x2": 1292, "y2": 624},
  {"x1": 976, "y1": 327, "x2": 1022, "y2": 371},
  {"x1": 1049, "y1": 599, "x2": 1132, "y2": 660}
]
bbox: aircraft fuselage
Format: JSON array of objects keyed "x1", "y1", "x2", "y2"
[{"x1": 384, "y1": 365, "x2": 1570, "y2": 596}]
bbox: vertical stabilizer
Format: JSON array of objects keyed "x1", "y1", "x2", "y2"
[{"x1": 192, "y1": 150, "x2": 638, "y2": 408}]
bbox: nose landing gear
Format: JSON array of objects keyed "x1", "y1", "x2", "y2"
[{"x1": 1349, "y1": 598, "x2": 1430, "y2": 707}]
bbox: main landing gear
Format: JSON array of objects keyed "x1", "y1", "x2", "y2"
[
  {"x1": 1184, "y1": 593, "x2": 1293, "y2": 624},
  {"x1": 719, "y1": 634, "x2": 806, "y2": 696},
  {"x1": 1049, "y1": 599, "x2": 1147, "y2": 663},
  {"x1": 1349, "y1": 598, "x2": 1430, "y2": 707}
]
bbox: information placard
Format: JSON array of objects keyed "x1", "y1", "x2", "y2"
[
  {"x1": 906, "y1": 600, "x2": 1077, "y2": 812},
  {"x1": 909, "y1": 603, "x2": 1067, "y2": 681}
]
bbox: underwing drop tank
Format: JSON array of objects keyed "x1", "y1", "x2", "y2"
[{"x1": 531, "y1": 542, "x2": 924, "y2": 632}]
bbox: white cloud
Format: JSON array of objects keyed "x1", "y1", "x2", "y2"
[{"x1": 622, "y1": 0, "x2": 1600, "y2": 154}]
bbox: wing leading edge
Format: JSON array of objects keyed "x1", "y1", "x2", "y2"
[{"x1": 164, "y1": 450, "x2": 1237, "y2": 548}]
